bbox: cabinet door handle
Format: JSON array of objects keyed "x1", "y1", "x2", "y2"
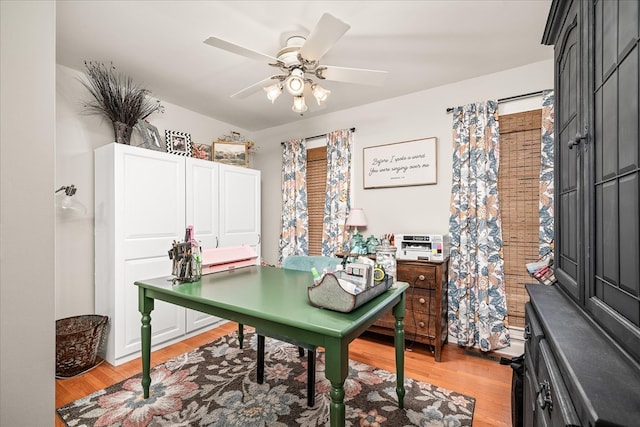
[
  {"x1": 537, "y1": 380, "x2": 553, "y2": 411},
  {"x1": 524, "y1": 324, "x2": 531, "y2": 341},
  {"x1": 419, "y1": 297, "x2": 426, "y2": 304},
  {"x1": 569, "y1": 131, "x2": 587, "y2": 149}
]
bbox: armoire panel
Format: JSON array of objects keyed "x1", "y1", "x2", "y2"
[
  {"x1": 618, "y1": 50, "x2": 638, "y2": 174},
  {"x1": 122, "y1": 257, "x2": 184, "y2": 356},
  {"x1": 601, "y1": 0, "x2": 618, "y2": 77},
  {"x1": 619, "y1": 173, "x2": 639, "y2": 296},
  {"x1": 601, "y1": 74, "x2": 618, "y2": 180},
  {"x1": 601, "y1": 281, "x2": 640, "y2": 326},
  {"x1": 596, "y1": 180, "x2": 619, "y2": 284},
  {"x1": 618, "y1": 0, "x2": 639, "y2": 57}
]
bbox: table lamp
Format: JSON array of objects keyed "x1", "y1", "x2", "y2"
[{"x1": 346, "y1": 208, "x2": 367, "y2": 254}]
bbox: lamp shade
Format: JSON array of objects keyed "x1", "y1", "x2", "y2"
[
  {"x1": 311, "y1": 84, "x2": 330, "y2": 105},
  {"x1": 292, "y1": 96, "x2": 308, "y2": 114},
  {"x1": 345, "y1": 208, "x2": 367, "y2": 227},
  {"x1": 264, "y1": 83, "x2": 282, "y2": 104}
]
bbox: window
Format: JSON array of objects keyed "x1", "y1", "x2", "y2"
[
  {"x1": 498, "y1": 109, "x2": 543, "y2": 328},
  {"x1": 306, "y1": 146, "x2": 327, "y2": 255}
]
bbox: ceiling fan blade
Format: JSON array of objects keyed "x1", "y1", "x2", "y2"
[
  {"x1": 319, "y1": 65, "x2": 388, "y2": 86},
  {"x1": 203, "y1": 36, "x2": 279, "y2": 63},
  {"x1": 298, "y1": 13, "x2": 350, "y2": 62},
  {"x1": 230, "y1": 76, "x2": 278, "y2": 99}
]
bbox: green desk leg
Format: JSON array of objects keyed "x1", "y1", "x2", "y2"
[
  {"x1": 324, "y1": 338, "x2": 348, "y2": 427},
  {"x1": 237, "y1": 323, "x2": 244, "y2": 349},
  {"x1": 393, "y1": 292, "x2": 406, "y2": 409},
  {"x1": 139, "y1": 287, "x2": 154, "y2": 399}
]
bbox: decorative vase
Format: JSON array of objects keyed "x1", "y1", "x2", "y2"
[{"x1": 113, "y1": 121, "x2": 133, "y2": 144}]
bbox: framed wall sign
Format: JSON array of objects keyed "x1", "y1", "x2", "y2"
[{"x1": 363, "y1": 137, "x2": 437, "y2": 189}]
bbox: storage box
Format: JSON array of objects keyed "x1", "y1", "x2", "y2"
[{"x1": 307, "y1": 272, "x2": 391, "y2": 313}]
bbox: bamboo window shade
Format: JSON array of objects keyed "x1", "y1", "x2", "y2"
[
  {"x1": 498, "y1": 109, "x2": 543, "y2": 328},
  {"x1": 306, "y1": 146, "x2": 328, "y2": 256}
]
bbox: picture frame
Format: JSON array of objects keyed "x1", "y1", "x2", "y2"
[
  {"x1": 135, "y1": 120, "x2": 165, "y2": 151},
  {"x1": 192, "y1": 143, "x2": 212, "y2": 161},
  {"x1": 165, "y1": 130, "x2": 192, "y2": 157},
  {"x1": 212, "y1": 141, "x2": 248, "y2": 167},
  {"x1": 363, "y1": 137, "x2": 437, "y2": 189}
]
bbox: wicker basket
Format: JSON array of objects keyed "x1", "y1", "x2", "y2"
[{"x1": 56, "y1": 315, "x2": 108, "y2": 378}]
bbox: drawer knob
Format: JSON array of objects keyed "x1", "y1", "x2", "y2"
[
  {"x1": 418, "y1": 274, "x2": 425, "y2": 281},
  {"x1": 419, "y1": 297, "x2": 426, "y2": 304},
  {"x1": 418, "y1": 321, "x2": 425, "y2": 328},
  {"x1": 537, "y1": 380, "x2": 553, "y2": 411}
]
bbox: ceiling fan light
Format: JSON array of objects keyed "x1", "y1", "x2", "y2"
[
  {"x1": 312, "y1": 84, "x2": 331, "y2": 105},
  {"x1": 285, "y1": 68, "x2": 305, "y2": 96},
  {"x1": 285, "y1": 76, "x2": 304, "y2": 96},
  {"x1": 264, "y1": 83, "x2": 282, "y2": 103},
  {"x1": 292, "y1": 96, "x2": 308, "y2": 114}
]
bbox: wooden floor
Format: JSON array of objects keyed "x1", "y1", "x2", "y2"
[{"x1": 55, "y1": 322, "x2": 514, "y2": 426}]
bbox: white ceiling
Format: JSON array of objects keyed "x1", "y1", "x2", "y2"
[{"x1": 56, "y1": 1, "x2": 553, "y2": 132}]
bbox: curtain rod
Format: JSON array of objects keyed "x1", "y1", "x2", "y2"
[
  {"x1": 445, "y1": 90, "x2": 547, "y2": 114},
  {"x1": 281, "y1": 127, "x2": 356, "y2": 145}
]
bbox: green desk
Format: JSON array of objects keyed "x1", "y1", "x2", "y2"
[{"x1": 135, "y1": 265, "x2": 408, "y2": 427}]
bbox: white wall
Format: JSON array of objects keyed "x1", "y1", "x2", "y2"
[
  {"x1": 55, "y1": 64, "x2": 255, "y2": 318},
  {"x1": 254, "y1": 59, "x2": 554, "y2": 265},
  {"x1": 1, "y1": 1, "x2": 56, "y2": 425}
]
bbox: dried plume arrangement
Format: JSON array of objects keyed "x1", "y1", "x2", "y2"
[{"x1": 80, "y1": 61, "x2": 163, "y2": 144}]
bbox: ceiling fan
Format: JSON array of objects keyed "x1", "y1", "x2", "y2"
[{"x1": 203, "y1": 13, "x2": 388, "y2": 114}]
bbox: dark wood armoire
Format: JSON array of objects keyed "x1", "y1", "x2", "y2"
[{"x1": 524, "y1": 0, "x2": 640, "y2": 425}]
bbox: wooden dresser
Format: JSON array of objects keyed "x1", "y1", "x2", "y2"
[{"x1": 367, "y1": 258, "x2": 449, "y2": 361}]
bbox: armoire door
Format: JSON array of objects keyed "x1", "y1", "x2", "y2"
[
  {"x1": 119, "y1": 147, "x2": 187, "y2": 356},
  {"x1": 185, "y1": 157, "x2": 220, "y2": 250},
  {"x1": 589, "y1": 0, "x2": 640, "y2": 360},
  {"x1": 95, "y1": 144, "x2": 188, "y2": 364},
  {"x1": 553, "y1": 0, "x2": 585, "y2": 302},
  {"x1": 218, "y1": 163, "x2": 261, "y2": 257},
  {"x1": 185, "y1": 157, "x2": 222, "y2": 332}
]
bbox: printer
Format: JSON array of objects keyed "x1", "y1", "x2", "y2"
[{"x1": 394, "y1": 233, "x2": 449, "y2": 261}]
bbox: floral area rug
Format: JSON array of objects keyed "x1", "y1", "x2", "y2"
[{"x1": 57, "y1": 331, "x2": 475, "y2": 426}]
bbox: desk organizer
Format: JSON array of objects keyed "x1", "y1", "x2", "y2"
[{"x1": 307, "y1": 272, "x2": 392, "y2": 313}]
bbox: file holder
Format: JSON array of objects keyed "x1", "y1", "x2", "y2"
[{"x1": 307, "y1": 271, "x2": 392, "y2": 313}]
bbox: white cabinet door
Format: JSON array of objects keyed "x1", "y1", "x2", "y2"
[
  {"x1": 218, "y1": 164, "x2": 261, "y2": 258},
  {"x1": 120, "y1": 148, "x2": 186, "y2": 259},
  {"x1": 185, "y1": 158, "x2": 219, "y2": 250},
  {"x1": 185, "y1": 157, "x2": 222, "y2": 332},
  {"x1": 121, "y1": 257, "x2": 185, "y2": 357},
  {"x1": 96, "y1": 144, "x2": 187, "y2": 365}
]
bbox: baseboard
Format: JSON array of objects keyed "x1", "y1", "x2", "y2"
[{"x1": 447, "y1": 325, "x2": 525, "y2": 359}]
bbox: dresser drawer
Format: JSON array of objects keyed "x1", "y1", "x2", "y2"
[
  {"x1": 375, "y1": 289, "x2": 437, "y2": 336},
  {"x1": 525, "y1": 302, "x2": 545, "y2": 372},
  {"x1": 397, "y1": 262, "x2": 436, "y2": 289},
  {"x1": 536, "y1": 340, "x2": 580, "y2": 427},
  {"x1": 523, "y1": 349, "x2": 538, "y2": 427}
]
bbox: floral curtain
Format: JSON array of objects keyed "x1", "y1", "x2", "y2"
[
  {"x1": 321, "y1": 129, "x2": 353, "y2": 256},
  {"x1": 448, "y1": 100, "x2": 510, "y2": 351},
  {"x1": 279, "y1": 139, "x2": 308, "y2": 264},
  {"x1": 539, "y1": 91, "x2": 555, "y2": 258}
]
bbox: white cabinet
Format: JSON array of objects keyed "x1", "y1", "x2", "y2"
[
  {"x1": 95, "y1": 143, "x2": 261, "y2": 365},
  {"x1": 218, "y1": 163, "x2": 261, "y2": 252}
]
